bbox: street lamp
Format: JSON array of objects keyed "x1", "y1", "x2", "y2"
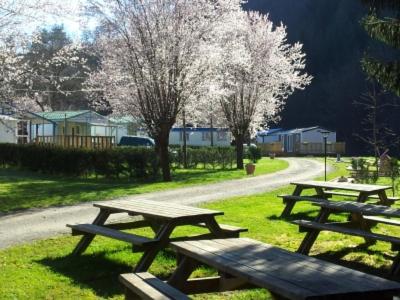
[{"x1": 321, "y1": 131, "x2": 330, "y2": 181}]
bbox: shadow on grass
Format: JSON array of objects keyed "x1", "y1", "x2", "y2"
[
  {"x1": 38, "y1": 251, "x2": 132, "y2": 298},
  {"x1": 37, "y1": 248, "x2": 177, "y2": 298},
  {"x1": 267, "y1": 210, "x2": 320, "y2": 221},
  {"x1": 0, "y1": 167, "x2": 240, "y2": 213},
  {"x1": 314, "y1": 244, "x2": 398, "y2": 280}
]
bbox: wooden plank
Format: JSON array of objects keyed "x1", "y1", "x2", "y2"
[
  {"x1": 94, "y1": 199, "x2": 223, "y2": 220},
  {"x1": 363, "y1": 216, "x2": 400, "y2": 226},
  {"x1": 323, "y1": 191, "x2": 359, "y2": 197},
  {"x1": 100, "y1": 199, "x2": 222, "y2": 215},
  {"x1": 171, "y1": 241, "x2": 316, "y2": 300},
  {"x1": 291, "y1": 181, "x2": 391, "y2": 192},
  {"x1": 119, "y1": 273, "x2": 179, "y2": 300},
  {"x1": 324, "y1": 191, "x2": 399, "y2": 201},
  {"x1": 293, "y1": 220, "x2": 400, "y2": 245},
  {"x1": 203, "y1": 239, "x2": 357, "y2": 294},
  {"x1": 278, "y1": 195, "x2": 328, "y2": 203},
  {"x1": 312, "y1": 200, "x2": 400, "y2": 217},
  {"x1": 67, "y1": 224, "x2": 157, "y2": 246},
  {"x1": 137, "y1": 273, "x2": 190, "y2": 300},
  {"x1": 104, "y1": 220, "x2": 152, "y2": 230},
  {"x1": 171, "y1": 239, "x2": 400, "y2": 299},
  {"x1": 210, "y1": 238, "x2": 396, "y2": 290},
  {"x1": 196, "y1": 223, "x2": 248, "y2": 233}
]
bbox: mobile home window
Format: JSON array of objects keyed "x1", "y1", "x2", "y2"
[
  {"x1": 217, "y1": 131, "x2": 227, "y2": 141},
  {"x1": 202, "y1": 132, "x2": 211, "y2": 141},
  {"x1": 179, "y1": 131, "x2": 190, "y2": 141}
]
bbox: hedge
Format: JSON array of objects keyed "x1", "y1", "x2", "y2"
[
  {"x1": 0, "y1": 144, "x2": 237, "y2": 178},
  {"x1": 0, "y1": 143, "x2": 159, "y2": 179},
  {"x1": 170, "y1": 146, "x2": 236, "y2": 169}
]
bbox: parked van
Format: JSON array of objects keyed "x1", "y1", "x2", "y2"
[{"x1": 118, "y1": 136, "x2": 155, "y2": 147}]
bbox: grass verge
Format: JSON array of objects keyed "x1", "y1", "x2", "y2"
[{"x1": 0, "y1": 158, "x2": 288, "y2": 213}]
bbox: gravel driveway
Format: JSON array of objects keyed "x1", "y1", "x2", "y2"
[{"x1": 0, "y1": 157, "x2": 327, "y2": 249}]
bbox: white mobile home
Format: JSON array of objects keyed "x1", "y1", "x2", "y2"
[
  {"x1": 256, "y1": 128, "x2": 283, "y2": 144},
  {"x1": 257, "y1": 126, "x2": 343, "y2": 155},
  {"x1": 169, "y1": 127, "x2": 232, "y2": 147},
  {"x1": 0, "y1": 115, "x2": 18, "y2": 143},
  {"x1": 277, "y1": 127, "x2": 336, "y2": 153}
]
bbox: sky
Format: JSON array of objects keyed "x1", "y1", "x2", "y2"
[{"x1": 24, "y1": 0, "x2": 97, "y2": 40}]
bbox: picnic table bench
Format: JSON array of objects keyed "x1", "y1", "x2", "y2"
[
  {"x1": 293, "y1": 200, "x2": 400, "y2": 275},
  {"x1": 67, "y1": 199, "x2": 247, "y2": 272},
  {"x1": 280, "y1": 180, "x2": 395, "y2": 218},
  {"x1": 120, "y1": 272, "x2": 189, "y2": 300},
  {"x1": 120, "y1": 238, "x2": 400, "y2": 300}
]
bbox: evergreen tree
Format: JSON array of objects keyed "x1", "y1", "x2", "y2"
[{"x1": 361, "y1": 0, "x2": 400, "y2": 96}]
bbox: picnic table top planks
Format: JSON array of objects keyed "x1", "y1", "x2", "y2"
[
  {"x1": 170, "y1": 238, "x2": 400, "y2": 300},
  {"x1": 94, "y1": 199, "x2": 223, "y2": 220},
  {"x1": 291, "y1": 181, "x2": 391, "y2": 192},
  {"x1": 313, "y1": 200, "x2": 400, "y2": 218}
]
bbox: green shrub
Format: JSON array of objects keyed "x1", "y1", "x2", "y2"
[
  {"x1": 170, "y1": 146, "x2": 236, "y2": 169},
  {"x1": 0, "y1": 143, "x2": 158, "y2": 179},
  {"x1": 246, "y1": 145, "x2": 262, "y2": 163}
]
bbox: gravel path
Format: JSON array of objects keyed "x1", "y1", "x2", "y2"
[{"x1": 0, "y1": 157, "x2": 327, "y2": 249}]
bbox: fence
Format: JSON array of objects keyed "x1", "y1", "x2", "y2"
[
  {"x1": 258, "y1": 142, "x2": 284, "y2": 156},
  {"x1": 299, "y1": 142, "x2": 346, "y2": 155},
  {"x1": 257, "y1": 142, "x2": 346, "y2": 156},
  {"x1": 35, "y1": 135, "x2": 116, "y2": 149}
]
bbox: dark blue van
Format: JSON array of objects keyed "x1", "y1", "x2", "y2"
[{"x1": 118, "y1": 136, "x2": 155, "y2": 147}]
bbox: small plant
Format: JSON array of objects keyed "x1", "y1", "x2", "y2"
[
  {"x1": 351, "y1": 157, "x2": 366, "y2": 170},
  {"x1": 246, "y1": 145, "x2": 261, "y2": 163},
  {"x1": 388, "y1": 158, "x2": 400, "y2": 196}
]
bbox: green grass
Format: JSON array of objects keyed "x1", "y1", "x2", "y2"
[
  {"x1": 0, "y1": 158, "x2": 288, "y2": 213},
  {"x1": 1, "y1": 158, "x2": 399, "y2": 299}
]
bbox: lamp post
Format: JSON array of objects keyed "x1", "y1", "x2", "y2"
[
  {"x1": 321, "y1": 131, "x2": 330, "y2": 181},
  {"x1": 182, "y1": 108, "x2": 187, "y2": 169}
]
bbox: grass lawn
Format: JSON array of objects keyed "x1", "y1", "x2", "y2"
[
  {"x1": 0, "y1": 158, "x2": 288, "y2": 213},
  {"x1": 1, "y1": 158, "x2": 399, "y2": 299}
]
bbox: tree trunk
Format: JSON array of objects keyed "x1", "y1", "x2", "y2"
[
  {"x1": 235, "y1": 134, "x2": 244, "y2": 169},
  {"x1": 155, "y1": 126, "x2": 172, "y2": 182}
]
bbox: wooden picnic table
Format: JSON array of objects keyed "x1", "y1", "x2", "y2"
[
  {"x1": 67, "y1": 199, "x2": 246, "y2": 272},
  {"x1": 166, "y1": 238, "x2": 400, "y2": 300},
  {"x1": 280, "y1": 180, "x2": 393, "y2": 218},
  {"x1": 293, "y1": 200, "x2": 400, "y2": 275}
]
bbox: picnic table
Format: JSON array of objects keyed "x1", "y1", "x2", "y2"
[
  {"x1": 280, "y1": 180, "x2": 394, "y2": 218},
  {"x1": 67, "y1": 199, "x2": 246, "y2": 272},
  {"x1": 148, "y1": 238, "x2": 400, "y2": 300},
  {"x1": 293, "y1": 200, "x2": 400, "y2": 275}
]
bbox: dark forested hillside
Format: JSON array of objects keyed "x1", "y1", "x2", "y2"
[{"x1": 244, "y1": 0, "x2": 400, "y2": 154}]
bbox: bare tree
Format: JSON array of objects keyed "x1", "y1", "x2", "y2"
[{"x1": 354, "y1": 84, "x2": 400, "y2": 163}]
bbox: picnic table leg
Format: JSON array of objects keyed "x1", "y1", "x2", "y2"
[
  {"x1": 72, "y1": 210, "x2": 110, "y2": 255},
  {"x1": 390, "y1": 252, "x2": 400, "y2": 276},
  {"x1": 168, "y1": 255, "x2": 199, "y2": 291},
  {"x1": 297, "y1": 208, "x2": 331, "y2": 255},
  {"x1": 350, "y1": 213, "x2": 376, "y2": 246},
  {"x1": 356, "y1": 192, "x2": 368, "y2": 203},
  {"x1": 143, "y1": 217, "x2": 162, "y2": 234},
  {"x1": 315, "y1": 187, "x2": 327, "y2": 198},
  {"x1": 134, "y1": 221, "x2": 176, "y2": 272},
  {"x1": 203, "y1": 216, "x2": 235, "y2": 238},
  {"x1": 377, "y1": 190, "x2": 391, "y2": 206},
  {"x1": 280, "y1": 186, "x2": 304, "y2": 218}
]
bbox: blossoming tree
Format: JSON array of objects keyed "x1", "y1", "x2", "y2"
[
  {"x1": 214, "y1": 11, "x2": 312, "y2": 169},
  {"x1": 87, "y1": 0, "x2": 243, "y2": 181},
  {"x1": 0, "y1": 1, "x2": 85, "y2": 112}
]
